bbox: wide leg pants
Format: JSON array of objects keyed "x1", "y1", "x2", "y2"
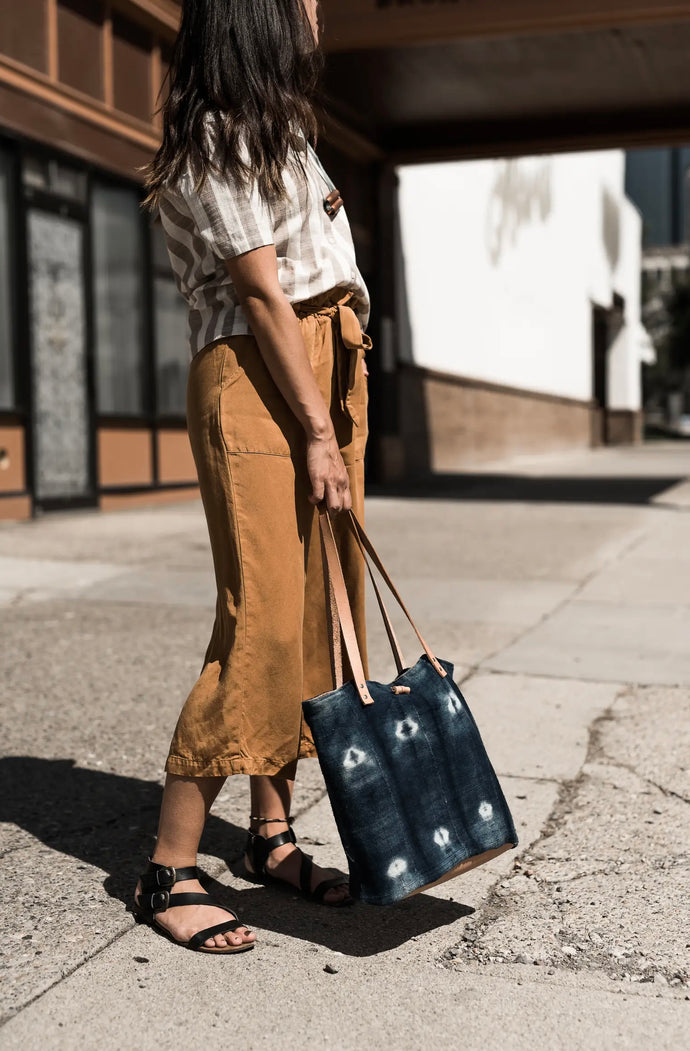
[{"x1": 165, "y1": 288, "x2": 370, "y2": 780}]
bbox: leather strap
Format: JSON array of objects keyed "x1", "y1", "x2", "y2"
[
  {"x1": 322, "y1": 538, "x2": 344, "y2": 689},
  {"x1": 318, "y1": 509, "x2": 447, "y2": 706},
  {"x1": 187, "y1": 919, "x2": 243, "y2": 951},
  {"x1": 318, "y1": 511, "x2": 372, "y2": 704},
  {"x1": 245, "y1": 827, "x2": 297, "y2": 875},
  {"x1": 140, "y1": 863, "x2": 198, "y2": 894},
  {"x1": 348, "y1": 510, "x2": 446, "y2": 680},
  {"x1": 349, "y1": 523, "x2": 405, "y2": 675}
]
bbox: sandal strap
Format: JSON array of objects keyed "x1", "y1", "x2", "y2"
[
  {"x1": 261, "y1": 827, "x2": 297, "y2": 853},
  {"x1": 139, "y1": 890, "x2": 173, "y2": 914},
  {"x1": 299, "y1": 850, "x2": 314, "y2": 896},
  {"x1": 167, "y1": 892, "x2": 236, "y2": 913},
  {"x1": 140, "y1": 862, "x2": 198, "y2": 894},
  {"x1": 245, "y1": 826, "x2": 297, "y2": 874},
  {"x1": 298, "y1": 851, "x2": 349, "y2": 902},
  {"x1": 137, "y1": 860, "x2": 201, "y2": 914},
  {"x1": 187, "y1": 920, "x2": 245, "y2": 952},
  {"x1": 310, "y1": 875, "x2": 351, "y2": 903}
]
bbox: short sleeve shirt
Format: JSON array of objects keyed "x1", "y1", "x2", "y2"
[{"x1": 158, "y1": 131, "x2": 371, "y2": 357}]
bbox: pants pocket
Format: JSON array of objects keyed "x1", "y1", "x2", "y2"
[{"x1": 218, "y1": 339, "x2": 302, "y2": 458}]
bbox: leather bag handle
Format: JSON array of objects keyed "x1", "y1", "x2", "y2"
[
  {"x1": 350, "y1": 524, "x2": 406, "y2": 676},
  {"x1": 318, "y1": 509, "x2": 447, "y2": 706},
  {"x1": 319, "y1": 510, "x2": 372, "y2": 704},
  {"x1": 347, "y1": 511, "x2": 447, "y2": 680}
]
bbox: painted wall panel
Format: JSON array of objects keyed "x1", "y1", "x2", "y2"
[
  {"x1": 98, "y1": 427, "x2": 153, "y2": 486},
  {"x1": 156, "y1": 429, "x2": 196, "y2": 484},
  {"x1": 0, "y1": 425, "x2": 26, "y2": 492},
  {"x1": 397, "y1": 150, "x2": 648, "y2": 408}
]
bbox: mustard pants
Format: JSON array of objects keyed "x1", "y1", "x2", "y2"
[{"x1": 165, "y1": 288, "x2": 370, "y2": 780}]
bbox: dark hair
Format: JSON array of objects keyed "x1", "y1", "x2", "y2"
[{"x1": 144, "y1": 0, "x2": 323, "y2": 209}]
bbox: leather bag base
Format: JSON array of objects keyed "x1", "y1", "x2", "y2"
[{"x1": 404, "y1": 843, "x2": 514, "y2": 900}]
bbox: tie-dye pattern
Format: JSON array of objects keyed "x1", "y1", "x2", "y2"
[{"x1": 303, "y1": 655, "x2": 518, "y2": 905}]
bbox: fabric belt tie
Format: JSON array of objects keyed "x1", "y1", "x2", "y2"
[{"x1": 295, "y1": 291, "x2": 371, "y2": 427}]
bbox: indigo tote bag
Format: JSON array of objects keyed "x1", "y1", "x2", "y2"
[{"x1": 302, "y1": 510, "x2": 518, "y2": 906}]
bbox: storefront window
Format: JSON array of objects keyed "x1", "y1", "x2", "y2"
[
  {"x1": 92, "y1": 182, "x2": 146, "y2": 414},
  {"x1": 151, "y1": 221, "x2": 189, "y2": 416},
  {"x1": 0, "y1": 149, "x2": 15, "y2": 409}
]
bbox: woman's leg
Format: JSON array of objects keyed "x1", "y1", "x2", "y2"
[
  {"x1": 245, "y1": 774, "x2": 349, "y2": 904},
  {"x1": 152, "y1": 773, "x2": 224, "y2": 865},
  {"x1": 136, "y1": 774, "x2": 256, "y2": 950}
]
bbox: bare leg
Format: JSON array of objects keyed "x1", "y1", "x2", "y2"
[
  {"x1": 135, "y1": 774, "x2": 256, "y2": 950},
  {"x1": 245, "y1": 774, "x2": 349, "y2": 904},
  {"x1": 152, "y1": 773, "x2": 223, "y2": 865}
]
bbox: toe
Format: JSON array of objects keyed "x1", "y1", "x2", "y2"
[{"x1": 324, "y1": 885, "x2": 350, "y2": 904}]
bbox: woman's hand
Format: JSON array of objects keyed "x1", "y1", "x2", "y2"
[{"x1": 306, "y1": 427, "x2": 352, "y2": 514}]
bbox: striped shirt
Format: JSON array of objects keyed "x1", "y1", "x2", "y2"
[{"x1": 158, "y1": 131, "x2": 371, "y2": 357}]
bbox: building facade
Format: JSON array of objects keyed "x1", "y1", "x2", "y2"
[
  {"x1": 393, "y1": 151, "x2": 654, "y2": 471},
  {"x1": 0, "y1": 1, "x2": 379, "y2": 520},
  {"x1": 2, "y1": 2, "x2": 689, "y2": 519}
]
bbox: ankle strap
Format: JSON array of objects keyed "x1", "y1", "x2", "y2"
[
  {"x1": 140, "y1": 860, "x2": 198, "y2": 895},
  {"x1": 249, "y1": 815, "x2": 294, "y2": 829},
  {"x1": 245, "y1": 826, "x2": 297, "y2": 873}
]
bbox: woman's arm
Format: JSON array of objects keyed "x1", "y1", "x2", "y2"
[{"x1": 225, "y1": 245, "x2": 351, "y2": 514}]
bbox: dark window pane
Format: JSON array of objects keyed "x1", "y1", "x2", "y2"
[
  {"x1": 625, "y1": 149, "x2": 673, "y2": 248},
  {"x1": 22, "y1": 155, "x2": 87, "y2": 203},
  {"x1": 92, "y1": 184, "x2": 146, "y2": 414},
  {"x1": 679, "y1": 147, "x2": 690, "y2": 243},
  {"x1": 154, "y1": 278, "x2": 189, "y2": 415},
  {"x1": 0, "y1": 149, "x2": 14, "y2": 409},
  {"x1": 151, "y1": 225, "x2": 188, "y2": 416}
]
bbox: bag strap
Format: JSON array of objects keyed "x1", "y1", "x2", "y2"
[
  {"x1": 347, "y1": 511, "x2": 447, "y2": 681},
  {"x1": 318, "y1": 510, "x2": 447, "y2": 707},
  {"x1": 350, "y1": 525, "x2": 405, "y2": 676},
  {"x1": 318, "y1": 511, "x2": 372, "y2": 704}
]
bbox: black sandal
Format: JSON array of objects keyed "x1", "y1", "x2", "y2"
[
  {"x1": 244, "y1": 825, "x2": 354, "y2": 907},
  {"x1": 133, "y1": 859, "x2": 255, "y2": 954}
]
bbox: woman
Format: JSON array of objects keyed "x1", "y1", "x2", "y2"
[{"x1": 133, "y1": 0, "x2": 371, "y2": 954}]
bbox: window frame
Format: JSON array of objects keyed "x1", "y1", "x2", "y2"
[
  {"x1": 0, "y1": 136, "x2": 22, "y2": 420},
  {"x1": 0, "y1": 127, "x2": 192, "y2": 515},
  {"x1": 89, "y1": 168, "x2": 188, "y2": 429},
  {"x1": 90, "y1": 169, "x2": 154, "y2": 423},
  {"x1": 150, "y1": 214, "x2": 191, "y2": 425}
]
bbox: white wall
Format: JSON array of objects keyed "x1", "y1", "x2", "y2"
[{"x1": 396, "y1": 150, "x2": 650, "y2": 408}]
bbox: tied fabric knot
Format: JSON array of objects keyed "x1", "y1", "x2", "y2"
[
  {"x1": 294, "y1": 290, "x2": 370, "y2": 427},
  {"x1": 333, "y1": 298, "x2": 371, "y2": 428}
]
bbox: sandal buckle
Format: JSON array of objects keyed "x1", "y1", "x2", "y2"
[
  {"x1": 154, "y1": 865, "x2": 176, "y2": 888},
  {"x1": 149, "y1": 890, "x2": 170, "y2": 912}
]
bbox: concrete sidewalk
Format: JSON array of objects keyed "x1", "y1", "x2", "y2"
[{"x1": 1, "y1": 442, "x2": 688, "y2": 1049}]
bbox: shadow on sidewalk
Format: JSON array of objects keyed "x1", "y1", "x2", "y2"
[
  {"x1": 1, "y1": 757, "x2": 472, "y2": 957},
  {"x1": 368, "y1": 473, "x2": 685, "y2": 506}
]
